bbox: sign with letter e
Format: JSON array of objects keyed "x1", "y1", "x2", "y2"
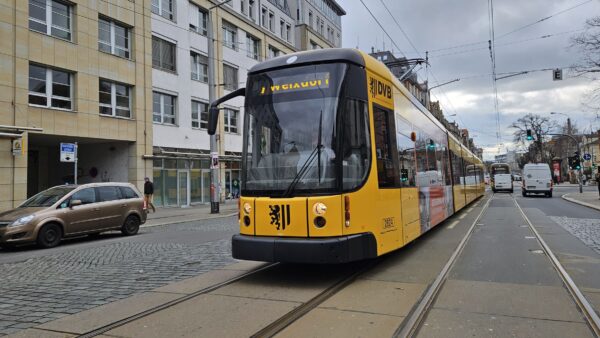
[{"x1": 60, "y1": 143, "x2": 76, "y2": 162}]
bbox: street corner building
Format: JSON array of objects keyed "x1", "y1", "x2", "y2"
[
  {"x1": 0, "y1": 0, "x2": 154, "y2": 212},
  {"x1": 148, "y1": 0, "x2": 345, "y2": 207}
]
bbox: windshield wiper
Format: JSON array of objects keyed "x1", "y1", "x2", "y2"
[
  {"x1": 281, "y1": 144, "x2": 322, "y2": 198},
  {"x1": 281, "y1": 110, "x2": 323, "y2": 198}
]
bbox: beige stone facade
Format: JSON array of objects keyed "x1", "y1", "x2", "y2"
[{"x1": 0, "y1": 0, "x2": 153, "y2": 211}]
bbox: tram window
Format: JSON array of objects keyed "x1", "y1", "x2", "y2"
[
  {"x1": 373, "y1": 105, "x2": 400, "y2": 188},
  {"x1": 395, "y1": 116, "x2": 416, "y2": 187},
  {"x1": 442, "y1": 144, "x2": 452, "y2": 186},
  {"x1": 342, "y1": 99, "x2": 370, "y2": 190},
  {"x1": 451, "y1": 149, "x2": 463, "y2": 185}
]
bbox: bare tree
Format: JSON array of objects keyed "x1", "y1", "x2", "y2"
[
  {"x1": 510, "y1": 114, "x2": 558, "y2": 163},
  {"x1": 572, "y1": 16, "x2": 600, "y2": 109}
]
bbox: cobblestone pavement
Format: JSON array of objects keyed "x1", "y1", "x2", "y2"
[
  {"x1": 550, "y1": 216, "x2": 600, "y2": 255},
  {"x1": 0, "y1": 217, "x2": 238, "y2": 336}
]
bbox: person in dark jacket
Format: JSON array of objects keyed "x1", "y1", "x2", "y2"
[
  {"x1": 596, "y1": 170, "x2": 600, "y2": 199},
  {"x1": 144, "y1": 177, "x2": 156, "y2": 212}
]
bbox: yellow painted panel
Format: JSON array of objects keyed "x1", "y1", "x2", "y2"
[
  {"x1": 254, "y1": 197, "x2": 308, "y2": 237},
  {"x1": 401, "y1": 187, "x2": 420, "y2": 244},
  {"x1": 307, "y1": 195, "x2": 343, "y2": 237},
  {"x1": 239, "y1": 197, "x2": 255, "y2": 235},
  {"x1": 453, "y1": 186, "x2": 466, "y2": 211},
  {"x1": 374, "y1": 188, "x2": 402, "y2": 255}
]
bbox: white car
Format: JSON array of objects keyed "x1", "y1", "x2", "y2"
[
  {"x1": 493, "y1": 174, "x2": 513, "y2": 193},
  {"x1": 522, "y1": 163, "x2": 553, "y2": 197}
]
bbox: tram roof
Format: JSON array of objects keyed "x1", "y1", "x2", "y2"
[{"x1": 248, "y1": 48, "x2": 365, "y2": 74}]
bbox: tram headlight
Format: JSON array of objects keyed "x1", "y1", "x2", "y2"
[
  {"x1": 312, "y1": 202, "x2": 327, "y2": 216},
  {"x1": 243, "y1": 202, "x2": 252, "y2": 215}
]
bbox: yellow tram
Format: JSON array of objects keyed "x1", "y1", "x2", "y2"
[{"x1": 208, "y1": 49, "x2": 484, "y2": 263}]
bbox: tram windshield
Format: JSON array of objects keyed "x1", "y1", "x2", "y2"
[{"x1": 242, "y1": 63, "x2": 370, "y2": 196}]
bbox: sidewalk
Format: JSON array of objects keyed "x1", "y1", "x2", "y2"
[
  {"x1": 143, "y1": 201, "x2": 238, "y2": 228},
  {"x1": 562, "y1": 192, "x2": 600, "y2": 211}
]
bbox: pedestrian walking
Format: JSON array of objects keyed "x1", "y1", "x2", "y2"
[
  {"x1": 595, "y1": 170, "x2": 600, "y2": 199},
  {"x1": 144, "y1": 177, "x2": 156, "y2": 212}
]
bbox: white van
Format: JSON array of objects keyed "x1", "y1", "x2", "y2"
[
  {"x1": 522, "y1": 163, "x2": 553, "y2": 197},
  {"x1": 492, "y1": 174, "x2": 513, "y2": 193}
]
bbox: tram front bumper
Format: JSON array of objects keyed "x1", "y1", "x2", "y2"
[{"x1": 231, "y1": 233, "x2": 377, "y2": 264}]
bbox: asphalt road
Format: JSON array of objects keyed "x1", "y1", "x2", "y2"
[{"x1": 0, "y1": 217, "x2": 239, "y2": 335}]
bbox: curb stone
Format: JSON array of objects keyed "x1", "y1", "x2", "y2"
[{"x1": 561, "y1": 193, "x2": 600, "y2": 212}]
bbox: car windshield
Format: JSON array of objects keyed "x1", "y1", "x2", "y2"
[
  {"x1": 20, "y1": 186, "x2": 75, "y2": 207},
  {"x1": 243, "y1": 63, "x2": 346, "y2": 195}
]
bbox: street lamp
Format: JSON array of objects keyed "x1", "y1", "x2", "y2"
[{"x1": 207, "y1": 0, "x2": 234, "y2": 214}]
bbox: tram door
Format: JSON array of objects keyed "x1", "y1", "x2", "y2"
[
  {"x1": 372, "y1": 105, "x2": 402, "y2": 252},
  {"x1": 395, "y1": 116, "x2": 420, "y2": 244}
]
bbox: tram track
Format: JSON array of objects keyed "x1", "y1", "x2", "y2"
[
  {"x1": 250, "y1": 260, "x2": 377, "y2": 338},
  {"x1": 395, "y1": 192, "x2": 600, "y2": 338},
  {"x1": 514, "y1": 197, "x2": 600, "y2": 337},
  {"x1": 393, "y1": 194, "x2": 493, "y2": 338},
  {"x1": 75, "y1": 262, "x2": 280, "y2": 338}
]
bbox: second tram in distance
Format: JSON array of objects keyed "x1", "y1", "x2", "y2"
[{"x1": 208, "y1": 48, "x2": 484, "y2": 263}]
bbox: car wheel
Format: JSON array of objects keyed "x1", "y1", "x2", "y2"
[
  {"x1": 37, "y1": 223, "x2": 63, "y2": 248},
  {"x1": 121, "y1": 215, "x2": 140, "y2": 236}
]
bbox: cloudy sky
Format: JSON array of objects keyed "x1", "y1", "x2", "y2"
[{"x1": 336, "y1": 0, "x2": 600, "y2": 160}]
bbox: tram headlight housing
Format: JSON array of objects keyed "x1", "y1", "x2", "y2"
[
  {"x1": 243, "y1": 202, "x2": 252, "y2": 215},
  {"x1": 312, "y1": 202, "x2": 327, "y2": 216}
]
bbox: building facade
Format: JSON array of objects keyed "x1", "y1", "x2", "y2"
[
  {"x1": 290, "y1": 0, "x2": 345, "y2": 50},
  {"x1": 150, "y1": 0, "x2": 306, "y2": 207},
  {"x1": 0, "y1": 0, "x2": 154, "y2": 212}
]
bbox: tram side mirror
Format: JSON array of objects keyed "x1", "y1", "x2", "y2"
[
  {"x1": 400, "y1": 169, "x2": 409, "y2": 182},
  {"x1": 207, "y1": 88, "x2": 246, "y2": 135}
]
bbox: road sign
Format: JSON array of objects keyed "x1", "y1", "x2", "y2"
[
  {"x1": 60, "y1": 143, "x2": 76, "y2": 162},
  {"x1": 583, "y1": 153, "x2": 591, "y2": 161}
]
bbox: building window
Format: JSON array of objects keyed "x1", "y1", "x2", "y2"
[
  {"x1": 190, "y1": 52, "x2": 208, "y2": 82},
  {"x1": 280, "y1": 19, "x2": 285, "y2": 38},
  {"x1": 308, "y1": 11, "x2": 313, "y2": 28},
  {"x1": 29, "y1": 0, "x2": 72, "y2": 40},
  {"x1": 286, "y1": 24, "x2": 291, "y2": 42},
  {"x1": 224, "y1": 108, "x2": 238, "y2": 133},
  {"x1": 223, "y1": 64, "x2": 238, "y2": 91},
  {"x1": 151, "y1": 0, "x2": 175, "y2": 21},
  {"x1": 246, "y1": 35, "x2": 260, "y2": 60},
  {"x1": 267, "y1": 45, "x2": 280, "y2": 59},
  {"x1": 152, "y1": 36, "x2": 176, "y2": 72},
  {"x1": 319, "y1": 20, "x2": 324, "y2": 35},
  {"x1": 249, "y1": 0, "x2": 256, "y2": 20},
  {"x1": 222, "y1": 21, "x2": 237, "y2": 50},
  {"x1": 261, "y1": 6, "x2": 267, "y2": 28},
  {"x1": 316, "y1": 16, "x2": 320, "y2": 32},
  {"x1": 153, "y1": 92, "x2": 177, "y2": 125},
  {"x1": 99, "y1": 79, "x2": 131, "y2": 118},
  {"x1": 191, "y1": 100, "x2": 208, "y2": 129},
  {"x1": 240, "y1": 0, "x2": 246, "y2": 15},
  {"x1": 189, "y1": 3, "x2": 207, "y2": 35},
  {"x1": 28, "y1": 63, "x2": 72, "y2": 110},
  {"x1": 268, "y1": 11, "x2": 274, "y2": 32},
  {"x1": 98, "y1": 18, "x2": 130, "y2": 58}
]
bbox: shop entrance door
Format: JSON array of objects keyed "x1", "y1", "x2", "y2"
[
  {"x1": 201, "y1": 170, "x2": 210, "y2": 203},
  {"x1": 177, "y1": 170, "x2": 189, "y2": 206}
]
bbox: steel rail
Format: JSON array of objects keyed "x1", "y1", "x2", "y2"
[
  {"x1": 250, "y1": 260, "x2": 376, "y2": 338},
  {"x1": 394, "y1": 194, "x2": 493, "y2": 338},
  {"x1": 514, "y1": 198, "x2": 600, "y2": 337},
  {"x1": 76, "y1": 262, "x2": 279, "y2": 338}
]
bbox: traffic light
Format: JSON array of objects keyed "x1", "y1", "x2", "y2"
[
  {"x1": 574, "y1": 157, "x2": 581, "y2": 170},
  {"x1": 553, "y1": 68, "x2": 563, "y2": 81},
  {"x1": 526, "y1": 129, "x2": 533, "y2": 140},
  {"x1": 428, "y1": 139, "x2": 435, "y2": 150}
]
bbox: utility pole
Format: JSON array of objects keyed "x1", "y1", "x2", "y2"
[{"x1": 208, "y1": 0, "x2": 233, "y2": 213}]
